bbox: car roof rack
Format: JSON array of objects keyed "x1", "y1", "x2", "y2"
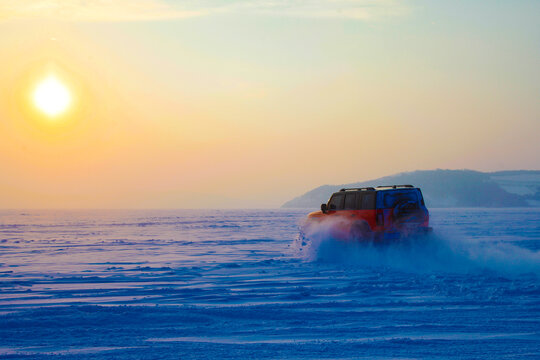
[
  {"x1": 375, "y1": 185, "x2": 415, "y2": 189},
  {"x1": 339, "y1": 187, "x2": 375, "y2": 192}
]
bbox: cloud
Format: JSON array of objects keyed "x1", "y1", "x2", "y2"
[{"x1": 0, "y1": 0, "x2": 409, "y2": 22}]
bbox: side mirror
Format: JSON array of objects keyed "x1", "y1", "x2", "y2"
[{"x1": 321, "y1": 203, "x2": 328, "y2": 214}]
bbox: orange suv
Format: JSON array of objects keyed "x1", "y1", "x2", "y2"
[{"x1": 303, "y1": 185, "x2": 431, "y2": 241}]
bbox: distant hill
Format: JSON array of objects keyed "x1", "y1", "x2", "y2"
[{"x1": 282, "y1": 169, "x2": 540, "y2": 209}]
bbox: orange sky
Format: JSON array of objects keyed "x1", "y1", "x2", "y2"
[{"x1": 1, "y1": 1, "x2": 539, "y2": 208}]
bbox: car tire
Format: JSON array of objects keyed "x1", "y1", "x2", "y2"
[{"x1": 350, "y1": 221, "x2": 372, "y2": 241}]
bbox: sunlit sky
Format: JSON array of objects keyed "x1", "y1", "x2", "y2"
[{"x1": 0, "y1": 0, "x2": 539, "y2": 208}]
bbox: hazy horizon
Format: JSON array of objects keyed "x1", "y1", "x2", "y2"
[
  {"x1": 1, "y1": 167, "x2": 538, "y2": 209},
  {"x1": 1, "y1": 1, "x2": 539, "y2": 208}
]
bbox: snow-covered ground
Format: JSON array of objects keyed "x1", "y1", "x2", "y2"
[{"x1": 0, "y1": 208, "x2": 539, "y2": 359}]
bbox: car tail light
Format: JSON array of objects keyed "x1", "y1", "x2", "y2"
[{"x1": 376, "y1": 210, "x2": 384, "y2": 226}]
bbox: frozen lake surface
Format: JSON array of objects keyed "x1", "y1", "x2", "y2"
[{"x1": 1, "y1": 208, "x2": 539, "y2": 359}]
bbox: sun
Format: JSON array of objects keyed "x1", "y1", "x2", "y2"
[{"x1": 32, "y1": 75, "x2": 72, "y2": 117}]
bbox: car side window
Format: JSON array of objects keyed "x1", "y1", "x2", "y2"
[
  {"x1": 361, "y1": 193, "x2": 375, "y2": 210},
  {"x1": 328, "y1": 194, "x2": 344, "y2": 210},
  {"x1": 344, "y1": 193, "x2": 357, "y2": 210},
  {"x1": 357, "y1": 194, "x2": 364, "y2": 209}
]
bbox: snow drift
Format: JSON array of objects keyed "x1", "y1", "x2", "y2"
[{"x1": 294, "y1": 215, "x2": 540, "y2": 276}]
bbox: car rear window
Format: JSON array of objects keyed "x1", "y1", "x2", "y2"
[{"x1": 382, "y1": 190, "x2": 418, "y2": 208}]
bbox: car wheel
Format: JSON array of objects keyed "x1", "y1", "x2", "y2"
[{"x1": 350, "y1": 222, "x2": 371, "y2": 241}]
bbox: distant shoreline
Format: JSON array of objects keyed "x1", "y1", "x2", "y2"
[{"x1": 282, "y1": 169, "x2": 540, "y2": 209}]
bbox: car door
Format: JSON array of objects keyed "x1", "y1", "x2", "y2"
[
  {"x1": 357, "y1": 192, "x2": 376, "y2": 230},
  {"x1": 326, "y1": 193, "x2": 348, "y2": 238}
]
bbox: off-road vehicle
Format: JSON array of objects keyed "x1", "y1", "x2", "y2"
[{"x1": 304, "y1": 185, "x2": 431, "y2": 241}]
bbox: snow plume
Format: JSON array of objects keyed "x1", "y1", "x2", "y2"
[{"x1": 293, "y1": 217, "x2": 540, "y2": 277}]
